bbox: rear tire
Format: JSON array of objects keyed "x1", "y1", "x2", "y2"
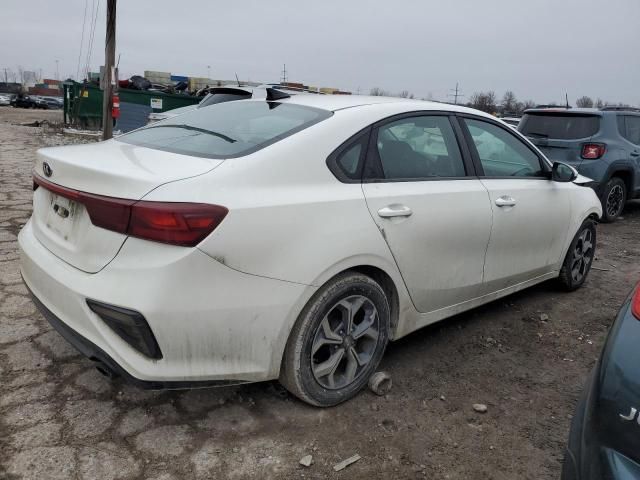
[
  {"x1": 600, "y1": 177, "x2": 626, "y2": 223},
  {"x1": 280, "y1": 272, "x2": 390, "y2": 407},
  {"x1": 558, "y1": 219, "x2": 596, "y2": 291}
]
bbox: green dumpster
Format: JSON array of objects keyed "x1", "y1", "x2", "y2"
[{"x1": 63, "y1": 81, "x2": 200, "y2": 130}]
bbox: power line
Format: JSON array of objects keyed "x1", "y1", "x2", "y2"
[
  {"x1": 84, "y1": 0, "x2": 101, "y2": 80},
  {"x1": 83, "y1": 0, "x2": 96, "y2": 79},
  {"x1": 76, "y1": 0, "x2": 89, "y2": 80}
]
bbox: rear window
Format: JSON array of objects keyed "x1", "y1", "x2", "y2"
[
  {"x1": 519, "y1": 113, "x2": 600, "y2": 140},
  {"x1": 119, "y1": 101, "x2": 332, "y2": 158},
  {"x1": 198, "y1": 91, "x2": 252, "y2": 108}
]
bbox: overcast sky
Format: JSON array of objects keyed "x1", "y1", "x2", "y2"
[{"x1": 1, "y1": 0, "x2": 638, "y2": 105}]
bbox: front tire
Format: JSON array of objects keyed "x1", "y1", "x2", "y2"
[
  {"x1": 558, "y1": 220, "x2": 596, "y2": 291},
  {"x1": 280, "y1": 272, "x2": 390, "y2": 407},
  {"x1": 601, "y1": 177, "x2": 626, "y2": 222}
]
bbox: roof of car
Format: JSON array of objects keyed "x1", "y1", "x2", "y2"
[
  {"x1": 524, "y1": 107, "x2": 640, "y2": 116},
  {"x1": 524, "y1": 107, "x2": 603, "y2": 115},
  {"x1": 275, "y1": 92, "x2": 492, "y2": 117}
]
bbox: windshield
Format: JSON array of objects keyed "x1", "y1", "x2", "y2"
[
  {"x1": 519, "y1": 113, "x2": 600, "y2": 140},
  {"x1": 119, "y1": 101, "x2": 332, "y2": 158}
]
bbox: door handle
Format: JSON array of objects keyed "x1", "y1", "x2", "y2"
[
  {"x1": 377, "y1": 205, "x2": 413, "y2": 218},
  {"x1": 631, "y1": 151, "x2": 640, "y2": 157},
  {"x1": 495, "y1": 195, "x2": 517, "y2": 207}
]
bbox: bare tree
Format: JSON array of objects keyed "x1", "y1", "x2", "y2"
[
  {"x1": 369, "y1": 87, "x2": 389, "y2": 96},
  {"x1": 502, "y1": 90, "x2": 518, "y2": 113},
  {"x1": 576, "y1": 96, "x2": 594, "y2": 108},
  {"x1": 397, "y1": 90, "x2": 414, "y2": 99},
  {"x1": 595, "y1": 98, "x2": 605, "y2": 109},
  {"x1": 469, "y1": 91, "x2": 497, "y2": 113},
  {"x1": 512, "y1": 99, "x2": 536, "y2": 115}
]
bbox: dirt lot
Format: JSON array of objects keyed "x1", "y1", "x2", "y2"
[{"x1": 1, "y1": 105, "x2": 639, "y2": 480}]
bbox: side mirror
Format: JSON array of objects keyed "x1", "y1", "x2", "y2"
[{"x1": 552, "y1": 161, "x2": 578, "y2": 182}]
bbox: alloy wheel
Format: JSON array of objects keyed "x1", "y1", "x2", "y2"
[
  {"x1": 311, "y1": 295, "x2": 379, "y2": 390},
  {"x1": 570, "y1": 228, "x2": 594, "y2": 283},
  {"x1": 606, "y1": 185, "x2": 624, "y2": 218}
]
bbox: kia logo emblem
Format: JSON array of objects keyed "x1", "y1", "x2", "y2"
[{"x1": 43, "y1": 162, "x2": 53, "y2": 177}]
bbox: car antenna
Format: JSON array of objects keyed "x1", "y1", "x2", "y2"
[{"x1": 266, "y1": 87, "x2": 290, "y2": 101}]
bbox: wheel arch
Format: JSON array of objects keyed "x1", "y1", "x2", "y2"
[
  {"x1": 605, "y1": 165, "x2": 635, "y2": 198},
  {"x1": 307, "y1": 256, "x2": 410, "y2": 338},
  {"x1": 348, "y1": 265, "x2": 401, "y2": 337},
  {"x1": 558, "y1": 207, "x2": 600, "y2": 272}
]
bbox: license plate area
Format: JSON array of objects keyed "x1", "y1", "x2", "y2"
[{"x1": 45, "y1": 193, "x2": 79, "y2": 241}]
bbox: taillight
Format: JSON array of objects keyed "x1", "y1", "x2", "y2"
[
  {"x1": 129, "y1": 202, "x2": 228, "y2": 247},
  {"x1": 33, "y1": 173, "x2": 227, "y2": 247},
  {"x1": 581, "y1": 143, "x2": 606, "y2": 159},
  {"x1": 80, "y1": 192, "x2": 135, "y2": 233},
  {"x1": 632, "y1": 284, "x2": 640, "y2": 320}
]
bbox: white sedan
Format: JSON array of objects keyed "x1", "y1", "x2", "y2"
[{"x1": 19, "y1": 91, "x2": 601, "y2": 406}]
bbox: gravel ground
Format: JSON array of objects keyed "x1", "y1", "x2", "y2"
[{"x1": 1, "y1": 105, "x2": 639, "y2": 480}]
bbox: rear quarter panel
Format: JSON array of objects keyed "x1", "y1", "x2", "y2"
[{"x1": 140, "y1": 104, "x2": 423, "y2": 338}]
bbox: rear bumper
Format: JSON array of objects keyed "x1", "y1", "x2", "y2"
[
  {"x1": 27, "y1": 283, "x2": 242, "y2": 389},
  {"x1": 19, "y1": 219, "x2": 315, "y2": 384}
]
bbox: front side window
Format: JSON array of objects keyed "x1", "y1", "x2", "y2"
[
  {"x1": 119, "y1": 101, "x2": 332, "y2": 158},
  {"x1": 464, "y1": 118, "x2": 544, "y2": 177},
  {"x1": 374, "y1": 115, "x2": 465, "y2": 180}
]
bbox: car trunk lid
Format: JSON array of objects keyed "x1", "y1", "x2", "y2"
[{"x1": 31, "y1": 140, "x2": 222, "y2": 273}]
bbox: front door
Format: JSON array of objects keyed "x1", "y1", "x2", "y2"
[
  {"x1": 361, "y1": 114, "x2": 492, "y2": 313},
  {"x1": 460, "y1": 116, "x2": 571, "y2": 292}
]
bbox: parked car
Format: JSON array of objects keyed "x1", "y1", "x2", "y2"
[
  {"x1": 147, "y1": 84, "x2": 305, "y2": 123},
  {"x1": 10, "y1": 94, "x2": 38, "y2": 109},
  {"x1": 562, "y1": 282, "x2": 640, "y2": 479},
  {"x1": 501, "y1": 116, "x2": 521, "y2": 129},
  {"x1": 519, "y1": 107, "x2": 640, "y2": 222},
  {"x1": 41, "y1": 96, "x2": 63, "y2": 109},
  {"x1": 0, "y1": 94, "x2": 11, "y2": 106},
  {"x1": 20, "y1": 93, "x2": 602, "y2": 406},
  {"x1": 33, "y1": 96, "x2": 51, "y2": 109},
  {"x1": 147, "y1": 85, "x2": 254, "y2": 123}
]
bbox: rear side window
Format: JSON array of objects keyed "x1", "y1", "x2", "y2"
[
  {"x1": 119, "y1": 101, "x2": 332, "y2": 158},
  {"x1": 326, "y1": 130, "x2": 369, "y2": 182},
  {"x1": 519, "y1": 113, "x2": 600, "y2": 140},
  {"x1": 618, "y1": 115, "x2": 640, "y2": 145}
]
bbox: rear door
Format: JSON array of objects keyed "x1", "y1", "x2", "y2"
[
  {"x1": 518, "y1": 111, "x2": 602, "y2": 165},
  {"x1": 460, "y1": 116, "x2": 571, "y2": 292},
  {"x1": 361, "y1": 113, "x2": 492, "y2": 314}
]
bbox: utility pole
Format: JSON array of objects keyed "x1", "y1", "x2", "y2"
[
  {"x1": 448, "y1": 82, "x2": 463, "y2": 105},
  {"x1": 102, "y1": 0, "x2": 117, "y2": 140},
  {"x1": 281, "y1": 64, "x2": 287, "y2": 84},
  {"x1": 55, "y1": 60, "x2": 59, "y2": 81}
]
